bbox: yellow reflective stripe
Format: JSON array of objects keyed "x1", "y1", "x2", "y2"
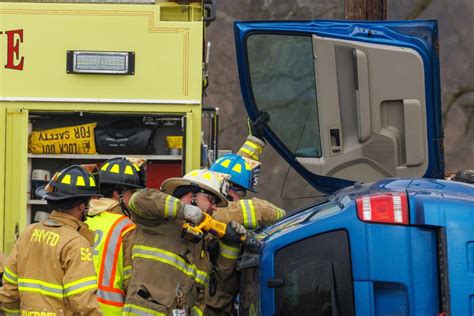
[
  {"x1": 191, "y1": 305, "x2": 204, "y2": 316},
  {"x1": 164, "y1": 195, "x2": 179, "y2": 218},
  {"x1": 18, "y1": 278, "x2": 64, "y2": 298},
  {"x1": 3, "y1": 266, "x2": 18, "y2": 284},
  {"x1": 128, "y1": 192, "x2": 139, "y2": 214},
  {"x1": 219, "y1": 241, "x2": 240, "y2": 260},
  {"x1": 63, "y1": 276, "x2": 97, "y2": 297},
  {"x1": 277, "y1": 208, "x2": 286, "y2": 219},
  {"x1": 128, "y1": 192, "x2": 149, "y2": 219},
  {"x1": 244, "y1": 140, "x2": 264, "y2": 154},
  {"x1": 239, "y1": 147, "x2": 259, "y2": 161},
  {"x1": 133, "y1": 245, "x2": 196, "y2": 278},
  {"x1": 194, "y1": 269, "x2": 209, "y2": 287},
  {"x1": 241, "y1": 200, "x2": 257, "y2": 229},
  {"x1": 124, "y1": 265, "x2": 132, "y2": 280},
  {"x1": 1, "y1": 306, "x2": 20, "y2": 315},
  {"x1": 244, "y1": 140, "x2": 258, "y2": 149},
  {"x1": 123, "y1": 303, "x2": 166, "y2": 316}
]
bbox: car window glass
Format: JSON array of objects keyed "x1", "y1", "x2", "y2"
[
  {"x1": 274, "y1": 230, "x2": 354, "y2": 315},
  {"x1": 247, "y1": 33, "x2": 321, "y2": 158}
]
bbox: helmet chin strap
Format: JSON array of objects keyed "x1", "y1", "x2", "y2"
[
  {"x1": 119, "y1": 193, "x2": 131, "y2": 218},
  {"x1": 191, "y1": 193, "x2": 198, "y2": 207},
  {"x1": 80, "y1": 203, "x2": 88, "y2": 222}
]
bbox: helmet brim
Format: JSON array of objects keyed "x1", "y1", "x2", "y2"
[
  {"x1": 161, "y1": 177, "x2": 228, "y2": 207},
  {"x1": 100, "y1": 180, "x2": 145, "y2": 189},
  {"x1": 230, "y1": 181, "x2": 258, "y2": 193},
  {"x1": 35, "y1": 185, "x2": 103, "y2": 201}
]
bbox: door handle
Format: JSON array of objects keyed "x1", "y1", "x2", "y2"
[
  {"x1": 330, "y1": 128, "x2": 341, "y2": 154},
  {"x1": 266, "y1": 278, "x2": 285, "y2": 288},
  {"x1": 353, "y1": 49, "x2": 371, "y2": 143}
]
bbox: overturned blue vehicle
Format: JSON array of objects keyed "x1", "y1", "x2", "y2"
[{"x1": 234, "y1": 19, "x2": 474, "y2": 316}]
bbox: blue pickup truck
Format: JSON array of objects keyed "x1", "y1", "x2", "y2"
[{"x1": 233, "y1": 20, "x2": 474, "y2": 315}]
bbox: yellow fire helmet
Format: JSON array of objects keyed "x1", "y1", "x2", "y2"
[{"x1": 161, "y1": 169, "x2": 230, "y2": 207}]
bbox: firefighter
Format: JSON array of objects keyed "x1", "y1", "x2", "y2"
[
  {"x1": 0, "y1": 165, "x2": 101, "y2": 315},
  {"x1": 85, "y1": 157, "x2": 145, "y2": 314},
  {"x1": 205, "y1": 113, "x2": 286, "y2": 315},
  {"x1": 122, "y1": 169, "x2": 245, "y2": 315}
]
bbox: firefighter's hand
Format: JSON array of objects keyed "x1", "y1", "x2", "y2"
[
  {"x1": 248, "y1": 111, "x2": 270, "y2": 141},
  {"x1": 180, "y1": 204, "x2": 203, "y2": 225},
  {"x1": 222, "y1": 220, "x2": 246, "y2": 243},
  {"x1": 243, "y1": 233, "x2": 262, "y2": 254}
]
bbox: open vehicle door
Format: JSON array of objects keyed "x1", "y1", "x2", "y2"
[{"x1": 235, "y1": 20, "x2": 444, "y2": 194}]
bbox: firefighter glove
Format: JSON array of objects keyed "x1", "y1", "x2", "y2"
[
  {"x1": 222, "y1": 220, "x2": 246, "y2": 243},
  {"x1": 244, "y1": 233, "x2": 263, "y2": 254},
  {"x1": 180, "y1": 204, "x2": 203, "y2": 225},
  {"x1": 248, "y1": 111, "x2": 270, "y2": 141}
]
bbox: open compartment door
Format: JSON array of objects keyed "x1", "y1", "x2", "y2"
[{"x1": 235, "y1": 20, "x2": 443, "y2": 194}]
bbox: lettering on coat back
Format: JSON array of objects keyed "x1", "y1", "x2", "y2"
[
  {"x1": 21, "y1": 311, "x2": 57, "y2": 316},
  {"x1": 30, "y1": 229, "x2": 60, "y2": 246}
]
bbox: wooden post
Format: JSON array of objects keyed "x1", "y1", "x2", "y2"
[{"x1": 344, "y1": 0, "x2": 387, "y2": 20}]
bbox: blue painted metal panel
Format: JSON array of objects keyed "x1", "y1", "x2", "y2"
[
  {"x1": 234, "y1": 20, "x2": 443, "y2": 194},
  {"x1": 258, "y1": 182, "x2": 443, "y2": 315}
]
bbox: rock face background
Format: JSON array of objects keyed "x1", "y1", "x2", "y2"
[{"x1": 205, "y1": 0, "x2": 474, "y2": 210}]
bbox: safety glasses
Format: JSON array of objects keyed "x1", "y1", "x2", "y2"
[
  {"x1": 197, "y1": 192, "x2": 217, "y2": 205},
  {"x1": 229, "y1": 185, "x2": 247, "y2": 198}
]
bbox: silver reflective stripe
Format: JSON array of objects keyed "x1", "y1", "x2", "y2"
[
  {"x1": 3, "y1": 267, "x2": 18, "y2": 284},
  {"x1": 123, "y1": 304, "x2": 166, "y2": 316},
  {"x1": 64, "y1": 278, "x2": 97, "y2": 296},
  {"x1": 124, "y1": 265, "x2": 132, "y2": 279},
  {"x1": 18, "y1": 280, "x2": 63, "y2": 297},
  {"x1": 101, "y1": 216, "x2": 133, "y2": 287},
  {"x1": 97, "y1": 289, "x2": 124, "y2": 303},
  {"x1": 133, "y1": 246, "x2": 196, "y2": 278},
  {"x1": 241, "y1": 200, "x2": 257, "y2": 229},
  {"x1": 195, "y1": 269, "x2": 209, "y2": 287},
  {"x1": 219, "y1": 241, "x2": 240, "y2": 260},
  {"x1": 240, "y1": 144, "x2": 258, "y2": 159},
  {"x1": 165, "y1": 195, "x2": 179, "y2": 218}
]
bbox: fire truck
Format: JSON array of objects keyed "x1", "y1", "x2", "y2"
[{"x1": 0, "y1": 0, "x2": 216, "y2": 253}]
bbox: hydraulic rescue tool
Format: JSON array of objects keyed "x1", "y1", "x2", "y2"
[
  {"x1": 181, "y1": 212, "x2": 262, "y2": 253},
  {"x1": 181, "y1": 212, "x2": 245, "y2": 243}
]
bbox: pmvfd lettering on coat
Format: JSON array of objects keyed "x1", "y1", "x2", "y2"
[
  {"x1": 21, "y1": 312, "x2": 56, "y2": 316},
  {"x1": 30, "y1": 229, "x2": 60, "y2": 246},
  {"x1": 0, "y1": 29, "x2": 24, "y2": 70}
]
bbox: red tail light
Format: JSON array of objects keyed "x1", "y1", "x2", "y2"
[{"x1": 356, "y1": 193, "x2": 409, "y2": 225}]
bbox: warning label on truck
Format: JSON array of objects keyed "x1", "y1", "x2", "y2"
[{"x1": 28, "y1": 123, "x2": 97, "y2": 155}]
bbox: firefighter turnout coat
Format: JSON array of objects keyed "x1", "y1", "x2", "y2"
[
  {"x1": 0, "y1": 211, "x2": 101, "y2": 315},
  {"x1": 86, "y1": 197, "x2": 135, "y2": 315},
  {"x1": 204, "y1": 136, "x2": 286, "y2": 315},
  {"x1": 123, "y1": 189, "x2": 211, "y2": 315},
  {"x1": 205, "y1": 198, "x2": 285, "y2": 315}
]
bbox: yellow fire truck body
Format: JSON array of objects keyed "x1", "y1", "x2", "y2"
[{"x1": 0, "y1": 1, "x2": 207, "y2": 252}]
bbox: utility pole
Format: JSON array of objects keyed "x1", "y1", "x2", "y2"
[{"x1": 344, "y1": 0, "x2": 387, "y2": 20}]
